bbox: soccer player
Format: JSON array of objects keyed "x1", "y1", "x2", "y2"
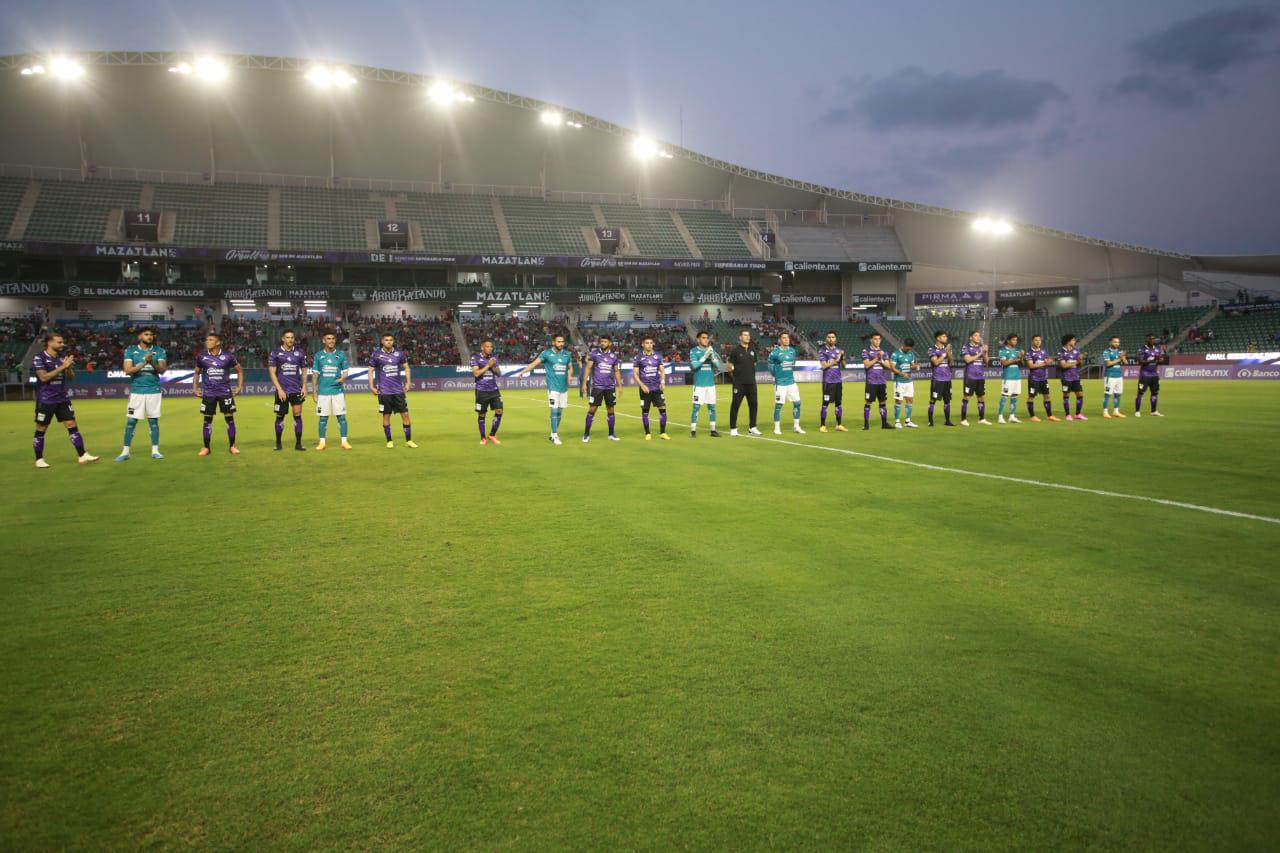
[
  {"x1": 310, "y1": 332, "x2": 351, "y2": 450},
  {"x1": 31, "y1": 332, "x2": 98, "y2": 468},
  {"x1": 1024, "y1": 335, "x2": 1059, "y2": 422},
  {"x1": 770, "y1": 331, "x2": 805, "y2": 434},
  {"x1": 581, "y1": 334, "x2": 622, "y2": 442},
  {"x1": 861, "y1": 332, "x2": 891, "y2": 430},
  {"x1": 471, "y1": 339, "x2": 504, "y2": 445},
  {"x1": 1101, "y1": 336, "x2": 1127, "y2": 419},
  {"x1": 117, "y1": 326, "x2": 167, "y2": 461},
  {"x1": 726, "y1": 328, "x2": 761, "y2": 436},
  {"x1": 193, "y1": 332, "x2": 244, "y2": 456},
  {"x1": 517, "y1": 333, "x2": 575, "y2": 444},
  {"x1": 368, "y1": 333, "x2": 417, "y2": 448},
  {"x1": 633, "y1": 335, "x2": 670, "y2": 440},
  {"x1": 689, "y1": 330, "x2": 722, "y2": 437},
  {"x1": 1057, "y1": 334, "x2": 1087, "y2": 421},
  {"x1": 1134, "y1": 333, "x2": 1166, "y2": 417},
  {"x1": 927, "y1": 331, "x2": 956, "y2": 427},
  {"x1": 960, "y1": 330, "x2": 991, "y2": 426},
  {"x1": 996, "y1": 334, "x2": 1023, "y2": 424},
  {"x1": 889, "y1": 337, "x2": 919, "y2": 428},
  {"x1": 268, "y1": 329, "x2": 309, "y2": 451},
  {"x1": 817, "y1": 331, "x2": 846, "y2": 432}
]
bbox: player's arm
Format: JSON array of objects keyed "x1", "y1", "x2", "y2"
[
  {"x1": 517, "y1": 355, "x2": 543, "y2": 378},
  {"x1": 862, "y1": 352, "x2": 878, "y2": 369},
  {"x1": 659, "y1": 359, "x2": 667, "y2": 391},
  {"x1": 403, "y1": 363, "x2": 412, "y2": 391},
  {"x1": 471, "y1": 359, "x2": 488, "y2": 378},
  {"x1": 155, "y1": 354, "x2": 167, "y2": 373},
  {"x1": 820, "y1": 353, "x2": 840, "y2": 370},
  {"x1": 581, "y1": 358, "x2": 594, "y2": 391},
  {"x1": 613, "y1": 362, "x2": 622, "y2": 395},
  {"x1": 232, "y1": 363, "x2": 244, "y2": 396},
  {"x1": 123, "y1": 353, "x2": 142, "y2": 376},
  {"x1": 192, "y1": 361, "x2": 202, "y2": 397},
  {"x1": 929, "y1": 350, "x2": 945, "y2": 366},
  {"x1": 35, "y1": 355, "x2": 74, "y2": 383},
  {"x1": 299, "y1": 357, "x2": 309, "y2": 400},
  {"x1": 368, "y1": 363, "x2": 378, "y2": 395},
  {"x1": 268, "y1": 362, "x2": 284, "y2": 399}
]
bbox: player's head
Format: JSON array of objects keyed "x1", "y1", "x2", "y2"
[
  {"x1": 598, "y1": 334, "x2": 612, "y2": 351},
  {"x1": 697, "y1": 330, "x2": 710, "y2": 345},
  {"x1": 641, "y1": 335, "x2": 655, "y2": 353},
  {"x1": 738, "y1": 328, "x2": 751, "y2": 343},
  {"x1": 280, "y1": 329, "x2": 296, "y2": 348},
  {"x1": 137, "y1": 327, "x2": 155, "y2": 345},
  {"x1": 869, "y1": 332, "x2": 881, "y2": 347},
  {"x1": 1006, "y1": 333, "x2": 1019, "y2": 347},
  {"x1": 778, "y1": 331, "x2": 791, "y2": 346},
  {"x1": 902, "y1": 337, "x2": 914, "y2": 352},
  {"x1": 1145, "y1": 333, "x2": 1156, "y2": 345},
  {"x1": 204, "y1": 332, "x2": 221, "y2": 351},
  {"x1": 969, "y1": 330, "x2": 982, "y2": 343},
  {"x1": 481, "y1": 338, "x2": 494, "y2": 355},
  {"x1": 381, "y1": 334, "x2": 395, "y2": 350},
  {"x1": 935, "y1": 330, "x2": 948, "y2": 345},
  {"x1": 552, "y1": 334, "x2": 565, "y2": 351},
  {"x1": 1031, "y1": 334, "x2": 1042, "y2": 348},
  {"x1": 1062, "y1": 333, "x2": 1076, "y2": 348},
  {"x1": 1109, "y1": 335, "x2": 1120, "y2": 348},
  {"x1": 44, "y1": 332, "x2": 64, "y2": 353},
  {"x1": 322, "y1": 332, "x2": 337, "y2": 350},
  {"x1": 825, "y1": 331, "x2": 838, "y2": 346}
]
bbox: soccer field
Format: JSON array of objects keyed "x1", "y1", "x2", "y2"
[{"x1": 2, "y1": 380, "x2": 1277, "y2": 849}]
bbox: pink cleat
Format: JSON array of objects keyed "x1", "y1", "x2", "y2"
[
  {"x1": 198, "y1": 447, "x2": 210, "y2": 457},
  {"x1": 1075, "y1": 414, "x2": 1088, "y2": 421},
  {"x1": 229, "y1": 446, "x2": 241, "y2": 455},
  {"x1": 1065, "y1": 414, "x2": 1075, "y2": 421}
]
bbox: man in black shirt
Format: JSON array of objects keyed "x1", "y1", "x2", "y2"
[{"x1": 725, "y1": 328, "x2": 762, "y2": 435}]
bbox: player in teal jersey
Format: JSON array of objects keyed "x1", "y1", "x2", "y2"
[
  {"x1": 1101, "y1": 335, "x2": 1128, "y2": 419},
  {"x1": 768, "y1": 332, "x2": 805, "y2": 434},
  {"x1": 888, "y1": 339, "x2": 919, "y2": 428},
  {"x1": 517, "y1": 334, "x2": 576, "y2": 445},
  {"x1": 116, "y1": 327, "x2": 167, "y2": 461},
  {"x1": 996, "y1": 334, "x2": 1024, "y2": 424},
  {"x1": 309, "y1": 333, "x2": 352, "y2": 450},
  {"x1": 688, "y1": 330, "x2": 723, "y2": 437}
]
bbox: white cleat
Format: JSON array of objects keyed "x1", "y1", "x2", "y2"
[
  {"x1": 1134, "y1": 411, "x2": 1141, "y2": 418},
  {"x1": 35, "y1": 458, "x2": 51, "y2": 469},
  {"x1": 997, "y1": 416, "x2": 1006, "y2": 424},
  {"x1": 1151, "y1": 411, "x2": 1164, "y2": 417},
  {"x1": 894, "y1": 421, "x2": 903, "y2": 429},
  {"x1": 607, "y1": 435, "x2": 621, "y2": 441},
  {"x1": 1008, "y1": 415, "x2": 1021, "y2": 423},
  {"x1": 552, "y1": 434, "x2": 563, "y2": 445},
  {"x1": 960, "y1": 419, "x2": 970, "y2": 426},
  {"x1": 978, "y1": 419, "x2": 993, "y2": 426},
  {"x1": 729, "y1": 428, "x2": 739, "y2": 436},
  {"x1": 748, "y1": 427, "x2": 762, "y2": 436},
  {"x1": 904, "y1": 421, "x2": 919, "y2": 428},
  {"x1": 582, "y1": 435, "x2": 590, "y2": 443},
  {"x1": 792, "y1": 425, "x2": 806, "y2": 434},
  {"x1": 773, "y1": 425, "x2": 782, "y2": 435},
  {"x1": 78, "y1": 453, "x2": 100, "y2": 464}
]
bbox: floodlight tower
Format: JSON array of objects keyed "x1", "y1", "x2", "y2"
[{"x1": 972, "y1": 217, "x2": 1015, "y2": 292}]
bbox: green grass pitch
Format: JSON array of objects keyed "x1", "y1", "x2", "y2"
[{"x1": 2, "y1": 380, "x2": 1277, "y2": 849}]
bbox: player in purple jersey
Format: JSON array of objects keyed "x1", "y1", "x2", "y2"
[
  {"x1": 634, "y1": 335, "x2": 670, "y2": 440},
  {"x1": 1023, "y1": 334, "x2": 1060, "y2": 422},
  {"x1": 193, "y1": 332, "x2": 244, "y2": 456},
  {"x1": 30, "y1": 332, "x2": 98, "y2": 467},
  {"x1": 926, "y1": 331, "x2": 956, "y2": 427},
  {"x1": 581, "y1": 335, "x2": 622, "y2": 442},
  {"x1": 861, "y1": 333, "x2": 892, "y2": 430},
  {"x1": 471, "y1": 339, "x2": 504, "y2": 445},
  {"x1": 368, "y1": 334, "x2": 417, "y2": 448},
  {"x1": 1134, "y1": 333, "x2": 1167, "y2": 417},
  {"x1": 1057, "y1": 334, "x2": 1088, "y2": 421},
  {"x1": 959, "y1": 330, "x2": 991, "y2": 426},
  {"x1": 268, "y1": 329, "x2": 309, "y2": 451},
  {"x1": 817, "y1": 331, "x2": 847, "y2": 432}
]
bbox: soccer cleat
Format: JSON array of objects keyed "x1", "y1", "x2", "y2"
[
  {"x1": 1113, "y1": 411, "x2": 1126, "y2": 418},
  {"x1": 1150, "y1": 411, "x2": 1164, "y2": 417},
  {"x1": 340, "y1": 440, "x2": 352, "y2": 450},
  {"x1": 1047, "y1": 415, "x2": 1062, "y2": 422},
  {"x1": 978, "y1": 419, "x2": 992, "y2": 426},
  {"x1": 480, "y1": 437, "x2": 489, "y2": 446},
  {"x1": 659, "y1": 433, "x2": 670, "y2": 441},
  {"x1": 730, "y1": 428, "x2": 739, "y2": 436},
  {"x1": 151, "y1": 452, "x2": 164, "y2": 460},
  {"x1": 960, "y1": 419, "x2": 970, "y2": 426},
  {"x1": 835, "y1": 425, "x2": 848, "y2": 432},
  {"x1": 905, "y1": 421, "x2": 919, "y2": 429},
  {"x1": 386, "y1": 440, "x2": 395, "y2": 448},
  {"x1": 773, "y1": 426, "x2": 782, "y2": 435},
  {"x1": 552, "y1": 435, "x2": 563, "y2": 445},
  {"x1": 228, "y1": 446, "x2": 241, "y2": 455},
  {"x1": 198, "y1": 447, "x2": 211, "y2": 456},
  {"x1": 1008, "y1": 416, "x2": 1021, "y2": 424},
  {"x1": 894, "y1": 422, "x2": 903, "y2": 429},
  {"x1": 608, "y1": 435, "x2": 621, "y2": 441},
  {"x1": 35, "y1": 458, "x2": 50, "y2": 469},
  {"x1": 881, "y1": 423, "x2": 894, "y2": 430},
  {"x1": 997, "y1": 416, "x2": 1006, "y2": 424},
  {"x1": 748, "y1": 427, "x2": 762, "y2": 436},
  {"x1": 115, "y1": 453, "x2": 130, "y2": 462},
  {"x1": 792, "y1": 426, "x2": 805, "y2": 434},
  {"x1": 489, "y1": 436, "x2": 502, "y2": 445},
  {"x1": 1103, "y1": 412, "x2": 1112, "y2": 419},
  {"x1": 944, "y1": 421, "x2": 956, "y2": 427},
  {"x1": 294, "y1": 445, "x2": 306, "y2": 452},
  {"x1": 582, "y1": 435, "x2": 590, "y2": 443},
  {"x1": 1029, "y1": 416, "x2": 1042, "y2": 422},
  {"x1": 1065, "y1": 414, "x2": 1075, "y2": 421},
  {"x1": 77, "y1": 453, "x2": 99, "y2": 464},
  {"x1": 1133, "y1": 411, "x2": 1141, "y2": 418},
  {"x1": 274, "y1": 446, "x2": 282, "y2": 452},
  {"x1": 645, "y1": 433, "x2": 652, "y2": 441},
  {"x1": 709, "y1": 431, "x2": 720, "y2": 437},
  {"x1": 315, "y1": 439, "x2": 327, "y2": 451},
  {"x1": 819, "y1": 425, "x2": 828, "y2": 433},
  {"x1": 689, "y1": 430, "x2": 696, "y2": 438},
  {"x1": 863, "y1": 424, "x2": 870, "y2": 431},
  {"x1": 405, "y1": 440, "x2": 419, "y2": 448},
  {"x1": 1075, "y1": 414, "x2": 1089, "y2": 421}
]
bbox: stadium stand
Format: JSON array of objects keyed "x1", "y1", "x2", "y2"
[
  {"x1": 790, "y1": 319, "x2": 879, "y2": 356},
  {"x1": 1179, "y1": 305, "x2": 1280, "y2": 353},
  {"x1": 48, "y1": 323, "x2": 211, "y2": 370},
  {"x1": 599, "y1": 204, "x2": 693, "y2": 257},
  {"x1": 0, "y1": 314, "x2": 39, "y2": 371},
  {"x1": 461, "y1": 315, "x2": 572, "y2": 363},
  {"x1": 1105, "y1": 306, "x2": 1204, "y2": 351},
  {"x1": 0, "y1": 176, "x2": 28, "y2": 235},
  {"x1": 676, "y1": 209, "x2": 754, "y2": 258},
  {"x1": 579, "y1": 324, "x2": 690, "y2": 360},
  {"x1": 279, "y1": 187, "x2": 387, "y2": 251},
  {"x1": 397, "y1": 194, "x2": 505, "y2": 254},
  {"x1": 775, "y1": 224, "x2": 908, "y2": 262},
  {"x1": 880, "y1": 317, "x2": 984, "y2": 351},
  {"x1": 153, "y1": 183, "x2": 270, "y2": 247},
  {"x1": 499, "y1": 197, "x2": 595, "y2": 255},
  {"x1": 353, "y1": 314, "x2": 460, "y2": 366},
  {"x1": 24, "y1": 179, "x2": 144, "y2": 242},
  {"x1": 989, "y1": 313, "x2": 1108, "y2": 350}
]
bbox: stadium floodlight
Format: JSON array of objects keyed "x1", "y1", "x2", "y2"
[
  {"x1": 566, "y1": 120, "x2": 584, "y2": 129},
  {"x1": 48, "y1": 57, "x2": 85, "y2": 80},
  {"x1": 972, "y1": 217, "x2": 1013, "y2": 236},
  {"x1": 170, "y1": 57, "x2": 228, "y2": 83},
  {"x1": 20, "y1": 64, "x2": 46, "y2": 76},
  {"x1": 267, "y1": 301, "x2": 292, "y2": 308},
  {"x1": 306, "y1": 66, "x2": 356, "y2": 89},
  {"x1": 428, "y1": 80, "x2": 474, "y2": 105},
  {"x1": 540, "y1": 110, "x2": 563, "y2": 126},
  {"x1": 631, "y1": 136, "x2": 659, "y2": 160}
]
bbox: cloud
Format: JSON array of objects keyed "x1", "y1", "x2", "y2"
[
  {"x1": 1108, "y1": 6, "x2": 1279, "y2": 109},
  {"x1": 818, "y1": 67, "x2": 1066, "y2": 131},
  {"x1": 1132, "y1": 5, "x2": 1278, "y2": 75}
]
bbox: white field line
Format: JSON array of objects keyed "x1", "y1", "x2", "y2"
[{"x1": 509, "y1": 395, "x2": 1280, "y2": 526}]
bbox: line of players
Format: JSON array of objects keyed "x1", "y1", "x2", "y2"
[{"x1": 27, "y1": 325, "x2": 1169, "y2": 467}]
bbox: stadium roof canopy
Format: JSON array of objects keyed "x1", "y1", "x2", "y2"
[{"x1": 2, "y1": 51, "x2": 1274, "y2": 282}]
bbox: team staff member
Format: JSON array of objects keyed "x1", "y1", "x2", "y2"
[{"x1": 725, "y1": 328, "x2": 762, "y2": 436}]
